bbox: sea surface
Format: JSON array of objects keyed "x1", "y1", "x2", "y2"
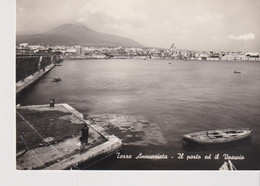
[{"x1": 18, "y1": 59, "x2": 260, "y2": 170}]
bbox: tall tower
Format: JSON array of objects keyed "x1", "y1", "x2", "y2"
[
  {"x1": 75, "y1": 46, "x2": 82, "y2": 55},
  {"x1": 170, "y1": 43, "x2": 176, "y2": 52}
]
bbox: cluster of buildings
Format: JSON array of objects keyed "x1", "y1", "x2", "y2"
[{"x1": 16, "y1": 43, "x2": 260, "y2": 61}]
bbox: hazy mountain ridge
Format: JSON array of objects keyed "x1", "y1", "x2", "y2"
[{"x1": 16, "y1": 23, "x2": 144, "y2": 47}]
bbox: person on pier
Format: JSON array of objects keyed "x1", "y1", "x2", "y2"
[
  {"x1": 80, "y1": 124, "x2": 89, "y2": 144},
  {"x1": 49, "y1": 97, "x2": 55, "y2": 108}
]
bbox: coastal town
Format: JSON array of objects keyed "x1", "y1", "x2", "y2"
[{"x1": 16, "y1": 43, "x2": 260, "y2": 61}]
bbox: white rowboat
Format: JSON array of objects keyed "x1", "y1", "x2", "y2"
[
  {"x1": 219, "y1": 160, "x2": 237, "y2": 170},
  {"x1": 183, "y1": 128, "x2": 252, "y2": 144}
]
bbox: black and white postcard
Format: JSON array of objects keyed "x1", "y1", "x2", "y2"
[{"x1": 15, "y1": 0, "x2": 260, "y2": 172}]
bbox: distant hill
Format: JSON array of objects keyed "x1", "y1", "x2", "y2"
[{"x1": 16, "y1": 23, "x2": 144, "y2": 48}]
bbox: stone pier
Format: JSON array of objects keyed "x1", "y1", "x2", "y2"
[{"x1": 16, "y1": 103, "x2": 122, "y2": 170}]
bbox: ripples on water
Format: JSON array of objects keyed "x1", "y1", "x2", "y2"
[{"x1": 18, "y1": 59, "x2": 260, "y2": 170}]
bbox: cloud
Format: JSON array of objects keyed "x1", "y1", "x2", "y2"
[
  {"x1": 16, "y1": 0, "x2": 260, "y2": 50},
  {"x1": 228, "y1": 33, "x2": 255, "y2": 41}
]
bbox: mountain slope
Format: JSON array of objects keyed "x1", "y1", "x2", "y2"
[{"x1": 16, "y1": 23, "x2": 144, "y2": 47}]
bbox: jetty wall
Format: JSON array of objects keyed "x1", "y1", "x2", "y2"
[
  {"x1": 16, "y1": 64, "x2": 55, "y2": 97},
  {"x1": 16, "y1": 55, "x2": 61, "y2": 82}
]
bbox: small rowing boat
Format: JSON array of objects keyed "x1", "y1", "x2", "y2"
[
  {"x1": 52, "y1": 77, "x2": 61, "y2": 82},
  {"x1": 219, "y1": 160, "x2": 237, "y2": 170},
  {"x1": 55, "y1": 64, "x2": 62, "y2": 66},
  {"x1": 183, "y1": 128, "x2": 252, "y2": 144}
]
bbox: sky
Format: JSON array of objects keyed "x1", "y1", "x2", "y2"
[{"x1": 16, "y1": 0, "x2": 260, "y2": 51}]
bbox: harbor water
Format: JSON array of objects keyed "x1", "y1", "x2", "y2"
[{"x1": 17, "y1": 59, "x2": 260, "y2": 170}]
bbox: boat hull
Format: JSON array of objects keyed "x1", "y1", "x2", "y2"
[{"x1": 183, "y1": 128, "x2": 252, "y2": 145}]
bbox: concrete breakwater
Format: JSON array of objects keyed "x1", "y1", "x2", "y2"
[
  {"x1": 16, "y1": 54, "x2": 63, "y2": 97},
  {"x1": 16, "y1": 104, "x2": 122, "y2": 170},
  {"x1": 16, "y1": 55, "x2": 61, "y2": 82},
  {"x1": 16, "y1": 63, "x2": 55, "y2": 97}
]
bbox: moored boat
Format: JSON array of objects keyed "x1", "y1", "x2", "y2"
[
  {"x1": 183, "y1": 128, "x2": 252, "y2": 144},
  {"x1": 52, "y1": 77, "x2": 62, "y2": 82},
  {"x1": 219, "y1": 160, "x2": 237, "y2": 170},
  {"x1": 234, "y1": 70, "x2": 241, "y2": 74},
  {"x1": 55, "y1": 63, "x2": 62, "y2": 66}
]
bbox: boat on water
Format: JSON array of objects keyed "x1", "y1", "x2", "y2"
[
  {"x1": 234, "y1": 70, "x2": 241, "y2": 74},
  {"x1": 219, "y1": 160, "x2": 237, "y2": 170},
  {"x1": 55, "y1": 63, "x2": 62, "y2": 66},
  {"x1": 183, "y1": 128, "x2": 252, "y2": 145},
  {"x1": 52, "y1": 77, "x2": 62, "y2": 82}
]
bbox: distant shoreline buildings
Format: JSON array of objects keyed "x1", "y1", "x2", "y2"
[{"x1": 16, "y1": 43, "x2": 260, "y2": 62}]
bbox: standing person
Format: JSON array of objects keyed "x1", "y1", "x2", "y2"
[
  {"x1": 52, "y1": 97, "x2": 55, "y2": 107},
  {"x1": 80, "y1": 124, "x2": 89, "y2": 144},
  {"x1": 49, "y1": 97, "x2": 53, "y2": 107},
  {"x1": 49, "y1": 97, "x2": 55, "y2": 108}
]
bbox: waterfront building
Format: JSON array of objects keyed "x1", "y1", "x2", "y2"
[{"x1": 19, "y1": 43, "x2": 29, "y2": 48}]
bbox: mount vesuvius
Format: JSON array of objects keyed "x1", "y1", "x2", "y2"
[{"x1": 16, "y1": 23, "x2": 144, "y2": 48}]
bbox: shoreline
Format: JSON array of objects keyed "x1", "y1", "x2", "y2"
[{"x1": 66, "y1": 57, "x2": 260, "y2": 62}]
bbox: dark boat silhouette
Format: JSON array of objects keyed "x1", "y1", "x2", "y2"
[
  {"x1": 52, "y1": 77, "x2": 61, "y2": 82},
  {"x1": 234, "y1": 71, "x2": 241, "y2": 74}
]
